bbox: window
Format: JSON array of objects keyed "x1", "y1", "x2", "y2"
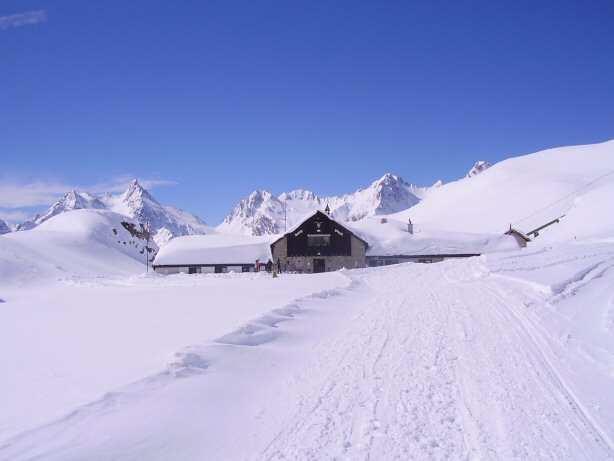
[{"x1": 307, "y1": 234, "x2": 330, "y2": 247}]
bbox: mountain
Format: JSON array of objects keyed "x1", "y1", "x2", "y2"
[
  {"x1": 466, "y1": 161, "x2": 492, "y2": 177},
  {"x1": 16, "y1": 180, "x2": 209, "y2": 246},
  {"x1": 15, "y1": 190, "x2": 105, "y2": 232},
  {"x1": 102, "y1": 180, "x2": 210, "y2": 246},
  {"x1": 217, "y1": 173, "x2": 430, "y2": 236},
  {"x1": 0, "y1": 220, "x2": 10, "y2": 235}
]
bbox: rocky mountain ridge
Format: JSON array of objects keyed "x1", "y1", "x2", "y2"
[{"x1": 217, "y1": 173, "x2": 439, "y2": 236}]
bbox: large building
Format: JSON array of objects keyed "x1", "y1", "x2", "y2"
[
  {"x1": 270, "y1": 210, "x2": 369, "y2": 273},
  {"x1": 152, "y1": 210, "x2": 497, "y2": 276}
]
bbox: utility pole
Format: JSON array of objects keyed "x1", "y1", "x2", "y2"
[
  {"x1": 284, "y1": 199, "x2": 287, "y2": 233},
  {"x1": 144, "y1": 220, "x2": 151, "y2": 273}
]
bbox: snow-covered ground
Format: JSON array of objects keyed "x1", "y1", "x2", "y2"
[
  {"x1": 1, "y1": 241, "x2": 613, "y2": 460},
  {"x1": 0, "y1": 271, "x2": 348, "y2": 445}
]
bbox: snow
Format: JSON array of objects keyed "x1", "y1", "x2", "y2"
[
  {"x1": 0, "y1": 271, "x2": 349, "y2": 444},
  {"x1": 0, "y1": 210, "x2": 147, "y2": 285},
  {"x1": 2, "y1": 243, "x2": 614, "y2": 459},
  {"x1": 392, "y1": 139, "x2": 614, "y2": 242},
  {"x1": 153, "y1": 234, "x2": 273, "y2": 266},
  {"x1": 346, "y1": 215, "x2": 518, "y2": 256}
]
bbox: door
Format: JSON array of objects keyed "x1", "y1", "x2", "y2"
[{"x1": 313, "y1": 258, "x2": 325, "y2": 273}]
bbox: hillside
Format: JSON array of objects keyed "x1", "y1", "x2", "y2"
[
  {"x1": 391, "y1": 140, "x2": 614, "y2": 243},
  {"x1": 0, "y1": 210, "x2": 148, "y2": 285}
]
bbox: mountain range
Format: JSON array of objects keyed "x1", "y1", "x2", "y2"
[
  {"x1": 15, "y1": 180, "x2": 210, "y2": 246},
  {"x1": 217, "y1": 173, "x2": 440, "y2": 236},
  {"x1": 7, "y1": 161, "x2": 491, "y2": 242}
]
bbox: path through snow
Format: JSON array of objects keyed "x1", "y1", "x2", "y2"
[{"x1": 260, "y1": 260, "x2": 612, "y2": 460}]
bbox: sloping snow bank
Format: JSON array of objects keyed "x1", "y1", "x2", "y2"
[
  {"x1": 392, "y1": 139, "x2": 614, "y2": 242},
  {"x1": 0, "y1": 210, "x2": 147, "y2": 285}
]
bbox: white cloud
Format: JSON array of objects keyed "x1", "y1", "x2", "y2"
[
  {"x1": 0, "y1": 10, "x2": 46, "y2": 30},
  {"x1": 0, "y1": 180, "x2": 71, "y2": 208},
  {"x1": 0, "y1": 209, "x2": 31, "y2": 224},
  {"x1": 0, "y1": 176, "x2": 176, "y2": 209}
]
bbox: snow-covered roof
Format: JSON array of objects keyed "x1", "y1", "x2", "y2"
[
  {"x1": 153, "y1": 234, "x2": 273, "y2": 266},
  {"x1": 345, "y1": 216, "x2": 514, "y2": 256}
]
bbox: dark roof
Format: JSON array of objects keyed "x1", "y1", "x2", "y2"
[{"x1": 270, "y1": 210, "x2": 369, "y2": 248}]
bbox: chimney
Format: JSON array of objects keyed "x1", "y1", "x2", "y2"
[{"x1": 324, "y1": 204, "x2": 331, "y2": 215}]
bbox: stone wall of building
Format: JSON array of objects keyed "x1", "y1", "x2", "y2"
[{"x1": 271, "y1": 235, "x2": 366, "y2": 273}]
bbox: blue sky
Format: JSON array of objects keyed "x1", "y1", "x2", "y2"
[{"x1": 2, "y1": 1, "x2": 613, "y2": 224}]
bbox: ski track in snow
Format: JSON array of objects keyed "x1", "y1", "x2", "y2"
[
  {"x1": 2, "y1": 258, "x2": 614, "y2": 460},
  {"x1": 258, "y1": 260, "x2": 613, "y2": 460}
]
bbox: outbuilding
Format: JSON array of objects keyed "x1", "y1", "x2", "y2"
[
  {"x1": 270, "y1": 210, "x2": 369, "y2": 273},
  {"x1": 152, "y1": 234, "x2": 271, "y2": 274}
]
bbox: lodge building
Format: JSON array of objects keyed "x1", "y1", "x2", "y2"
[
  {"x1": 152, "y1": 208, "x2": 489, "y2": 275},
  {"x1": 270, "y1": 210, "x2": 369, "y2": 273}
]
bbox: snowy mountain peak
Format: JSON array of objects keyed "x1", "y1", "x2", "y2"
[
  {"x1": 120, "y1": 179, "x2": 158, "y2": 207},
  {"x1": 15, "y1": 190, "x2": 106, "y2": 231},
  {"x1": 0, "y1": 219, "x2": 10, "y2": 235},
  {"x1": 279, "y1": 189, "x2": 318, "y2": 202},
  {"x1": 218, "y1": 173, "x2": 426, "y2": 236},
  {"x1": 62, "y1": 190, "x2": 105, "y2": 211},
  {"x1": 16, "y1": 180, "x2": 209, "y2": 246},
  {"x1": 376, "y1": 172, "x2": 403, "y2": 185},
  {"x1": 467, "y1": 161, "x2": 492, "y2": 177}
]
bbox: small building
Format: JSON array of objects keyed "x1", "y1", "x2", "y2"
[
  {"x1": 270, "y1": 210, "x2": 369, "y2": 273},
  {"x1": 504, "y1": 226, "x2": 531, "y2": 248},
  {"x1": 152, "y1": 234, "x2": 271, "y2": 274}
]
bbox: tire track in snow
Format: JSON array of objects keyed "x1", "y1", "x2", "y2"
[
  {"x1": 443, "y1": 258, "x2": 614, "y2": 459},
  {"x1": 260, "y1": 267, "x2": 467, "y2": 460},
  {"x1": 260, "y1": 260, "x2": 613, "y2": 460}
]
